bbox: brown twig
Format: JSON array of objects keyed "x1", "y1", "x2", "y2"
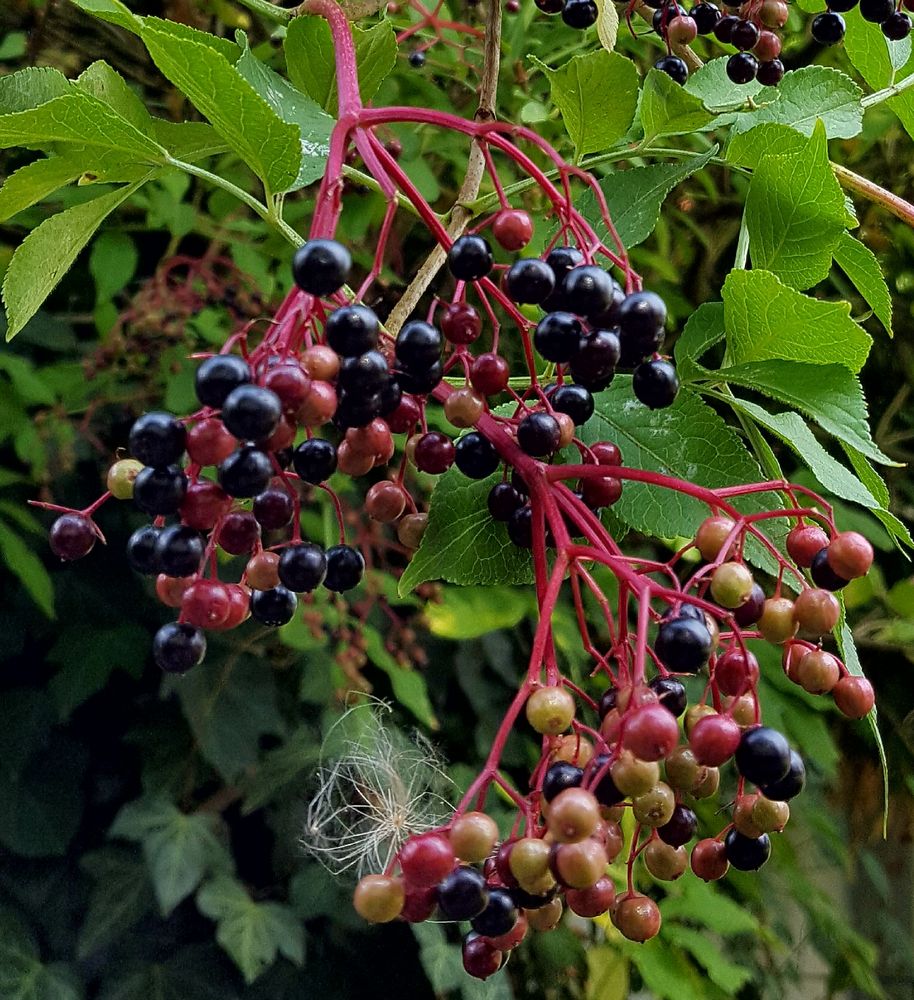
[{"x1": 832, "y1": 161, "x2": 914, "y2": 230}]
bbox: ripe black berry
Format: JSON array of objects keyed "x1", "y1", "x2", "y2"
[
  {"x1": 756, "y1": 59, "x2": 785, "y2": 86},
  {"x1": 396, "y1": 361, "x2": 444, "y2": 396},
  {"x1": 153, "y1": 622, "x2": 206, "y2": 673},
  {"x1": 590, "y1": 753, "x2": 625, "y2": 806},
  {"x1": 217, "y1": 446, "x2": 273, "y2": 498},
  {"x1": 810, "y1": 546, "x2": 849, "y2": 591},
  {"x1": 126, "y1": 525, "x2": 163, "y2": 575},
  {"x1": 535, "y1": 0, "x2": 565, "y2": 11},
  {"x1": 860, "y1": 0, "x2": 893, "y2": 19},
  {"x1": 882, "y1": 10, "x2": 911, "y2": 37},
  {"x1": 279, "y1": 542, "x2": 327, "y2": 592},
  {"x1": 155, "y1": 525, "x2": 204, "y2": 577},
  {"x1": 648, "y1": 675, "x2": 688, "y2": 716},
  {"x1": 730, "y1": 18, "x2": 760, "y2": 48},
  {"x1": 338, "y1": 351, "x2": 389, "y2": 394},
  {"x1": 811, "y1": 10, "x2": 846, "y2": 42},
  {"x1": 408, "y1": 49, "x2": 426, "y2": 67},
  {"x1": 759, "y1": 749, "x2": 806, "y2": 801},
  {"x1": 220, "y1": 385, "x2": 282, "y2": 442},
  {"x1": 655, "y1": 616, "x2": 712, "y2": 673},
  {"x1": 292, "y1": 239, "x2": 351, "y2": 296},
  {"x1": 250, "y1": 586, "x2": 297, "y2": 626},
  {"x1": 633, "y1": 359, "x2": 680, "y2": 409},
  {"x1": 534, "y1": 312, "x2": 584, "y2": 363},
  {"x1": 195, "y1": 355, "x2": 251, "y2": 408},
  {"x1": 253, "y1": 489, "x2": 294, "y2": 530},
  {"x1": 448, "y1": 235, "x2": 494, "y2": 282},
  {"x1": 618, "y1": 291, "x2": 666, "y2": 349},
  {"x1": 735, "y1": 726, "x2": 791, "y2": 786},
  {"x1": 690, "y1": 2, "x2": 721, "y2": 32},
  {"x1": 517, "y1": 412, "x2": 561, "y2": 456},
  {"x1": 562, "y1": 0, "x2": 598, "y2": 26},
  {"x1": 133, "y1": 466, "x2": 188, "y2": 515},
  {"x1": 546, "y1": 246, "x2": 584, "y2": 286},
  {"x1": 570, "y1": 330, "x2": 621, "y2": 389},
  {"x1": 505, "y1": 259, "x2": 556, "y2": 305},
  {"x1": 507, "y1": 505, "x2": 533, "y2": 548},
  {"x1": 550, "y1": 384, "x2": 594, "y2": 425},
  {"x1": 324, "y1": 544, "x2": 365, "y2": 592},
  {"x1": 293, "y1": 438, "x2": 338, "y2": 484},
  {"x1": 437, "y1": 866, "x2": 489, "y2": 920},
  {"x1": 49, "y1": 513, "x2": 96, "y2": 561},
  {"x1": 454, "y1": 432, "x2": 500, "y2": 479},
  {"x1": 733, "y1": 582, "x2": 766, "y2": 626},
  {"x1": 333, "y1": 391, "x2": 383, "y2": 430},
  {"x1": 726, "y1": 51, "x2": 759, "y2": 82},
  {"x1": 395, "y1": 321, "x2": 443, "y2": 371},
  {"x1": 470, "y1": 888, "x2": 517, "y2": 938},
  {"x1": 655, "y1": 54, "x2": 689, "y2": 84},
  {"x1": 543, "y1": 762, "x2": 584, "y2": 803},
  {"x1": 658, "y1": 804, "x2": 698, "y2": 847},
  {"x1": 488, "y1": 482, "x2": 523, "y2": 521},
  {"x1": 377, "y1": 376, "x2": 403, "y2": 417},
  {"x1": 129, "y1": 412, "x2": 186, "y2": 468},
  {"x1": 724, "y1": 829, "x2": 771, "y2": 871},
  {"x1": 598, "y1": 687, "x2": 617, "y2": 719},
  {"x1": 561, "y1": 265, "x2": 616, "y2": 319},
  {"x1": 326, "y1": 304, "x2": 379, "y2": 356}
]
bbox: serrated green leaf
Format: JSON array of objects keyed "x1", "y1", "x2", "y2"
[
  {"x1": 660, "y1": 876, "x2": 760, "y2": 935},
  {"x1": 3, "y1": 177, "x2": 151, "y2": 341},
  {"x1": 536, "y1": 51, "x2": 639, "y2": 155},
  {"x1": 662, "y1": 925, "x2": 754, "y2": 993},
  {"x1": 153, "y1": 120, "x2": 230, "y2": 161},
  {"x1": 579, "y1": 147, "x2": 716, "y2": 249},
  {"x1": 138, "y1": 22, "x2": 301, "y2": 193},
  {"x1": 745, "y1": 122, "x2": 850, "y2": 289},
  {"x1": 234, "y1": 36, "x2": 333, "y2": 190},
  {"x1": 732, "y1": 66, "x2": 864, "y2": 138},
  {"x1": 673, "y1": 300, "x2": 724, "y2": 380},
  {"x1": 0, "y1": 519, "x2": 54, "y2": 615},
  {"x1": 640, "y1": 69, "x2": 715, "y2": 139},
  {"x1": 833, "y1": 232, "x2": 893, "y2": 336},
  {"x1": 197, "y1": 876, "x2": 304, "y2": 984},
  {"x1": 0, "y1": 156, "x2": 85, "y2": 223},
  {"x1": 726, "y1": 121, "x2": 807, "y2": 168},
  {"x1": 70, "y1": 0, "x2": 142, "y2": 32},
  {"x1": 0, "y1": 67, "x2": 71, "y2": 114},
  {"x1": 425, "y1": 586, "x2": 533, "y2": 640},
  {"x1": 684, "y1": 56, "x2": 768, "y2": 107},
  {"x1": 398, "y1": 470, "x2": 535, "y2": 595},
  {"x1": 722, "y1": 269, "x2": 872, "y2": 373},
  {"x1": 77, "y1": 848, "x2": 155, "y2": 958},
  {"x1": 75, "y1": 61, "x2": 153, "y2": 134}
]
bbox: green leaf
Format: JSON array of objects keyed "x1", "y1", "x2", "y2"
[
  {"x1": 640, "y1": 68, "x2": 715, "y2": 139},
  {"x1": 138, "y1": 21, "x2": 301, "y2": 193},
  {"x1": 673, "y1": 300, "x2": 724, "y2": 380},
  {"x1": 732, "y1": 65, "x2": 864, "y2": 138},
  {"x1": 536, "y1": 51, "x2": 639, "y2": 155},
  {"x1": 97, "y1": 947, "x2": 239, "y2": 1000},
  {"x1": 197, "y1": 876, "x2": 305, "y2": 984},
  {"x1": 726, "y1": 121, "x2": 807, "y2": 168},
  {"x1": 361, "y1": 625, "x2": 438, "y2": 729},
  {"x1": 0, "y1": 910, "x2": 82, "y2": 1000},
  {"x1": 234, "y1": 36, "x2": 333, "y2": 190},
  {"x1": 239, "y1": 727, "x2": 320, "y2": 814},
  {"x1": 3, "y1": 177, "x2": 152, "y2": 341},
  {"x1": 579, "y1": 147, "x2": 716, "y2": 249},
  {"x1": 153, "y1": 120, "x2": 230, "y2": 161},
  {"x1": 75, "y1": 61, "x2": 153, "y2": 134},
  {"x1": 70, "y1": 0, "x2": 142, "y2": 32},
  {"x1": 745, "y1": 121, "x2": 851, "y2": 289},
  {"x1": 424, "y1": 586, "x2": 533, "y2": 639},
  {"x1": 622, "y1": 940, "x2": 712, "y2": 1000},
  {"x1": 398, "y1": 470, "x2": 535, "y2": 595},
  {"x1": 578, "y1": 381, "x2": 780, "y2": 546},
  {"x1": 89, "y1": 231, "x2": 138, "y2": 302},
  {"x1": 684, "y1": 56, "x2": 768, "y2": 106},
  {"x1": 0, "y1": 519, "x2": 54, "y2": 615},
  {"x1": 0, "y1": 156, "x2": 85, "y2": 223},
  {"x1": 285, "y1": 17, "x2": 398, "y2": 113},
  {"x1": 0, "y1": 354, "x2": 56, "y2": 405},
  {"x1": 165, "y1": 653, "x2": 286, "y2": 782},
  {"x1": 77, "y1": 848, "x2": 155, "y2": 958},
  {"x1": 722, "y1": 269, "x2": 872, "y2": 373},
  {"x1": 0, "y1": 67, "x2": 71, "y2": 114},
  {"x1": 833, "y1": 231, "x2": 893, "y2": 336},
  {"x1": 660, "y1": 876, "x2": 760, "y2": 935},
  {"x1": 662, "y1": 925, "x2": 754, "y2": 993}
]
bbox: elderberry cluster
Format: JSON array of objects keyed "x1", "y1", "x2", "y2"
[{"x1": 812, "y1": 0, "x2": 911, "y2": 44}]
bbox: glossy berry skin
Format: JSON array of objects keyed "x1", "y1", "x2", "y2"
[
  {"x1": 195, "y1": 355, "x2": 251, "y2": 408},
  {"x1": 462, "y1": 935, "x2": 502, "y2": 980},
  {"x1": 589, "y1": 753, "x2": 625, "y2": 806},
  {"x1": 658, "y1": 804, "x2": 698, "y2": 847},
  {"x1": 250, "y1": 586, "x2": 297, "y2": 626},
  {"x1": 760, "y1": 749, "x2": 806, "y2": 801},
  {"x1": 49, "y1": 514, "x2": 96, "y2": 561},
  {"x1": 618, "y1": 290, "x2": 666, "y2": 345},
  {"x1": 690, "y1": 713, "x2": 742, "y2": 766},
  {"x1": 624, "y1": 704, "x2": 680, "y2": 761},
  {"x1": 180, "y1": 480, "x2": 231, "y2": 531},
  {"x1": 543, "y1": 761, "x2": 584, "y2": 802},
  {"x1": 253, "y1": 489, "x2": 294, "y2": 530},
  {"x1": 448, "y1": 235, "x2": 494, "y2": 281},
  {"x1": 127, "y1": 525, "x2": 163, "y2": 575},
  {"x1": 655, "y1": 54, "x2": 689, "y2": 83},
  {"x1": 292, "y1": 438, "x2": 337, "y2": 484},
  {"x1": 338, "y1": 351, "x2": 388, "y2": 395},
  {"x1": 492, "y1": 209, "x2": 533, "y2": 251},
  {"x1": 507, "y1": 505, "x2": 533, "y2": 548},
  {"x1": 408, "y1": 49, "x2": 426, "y2": 68},
  {"x1": 153, "y1": 622, "x2": 206, "y2": 673},
  {"x1": 714, "y1": 12, "x2": 740, "y2": 39},
  {"x1": 278, "y1": 542, "x2": 327, "y2": 593},
  {"x1": 562, "y1": 0, "x2": 598, "y2": 26},
  {"x1": 133, "y1": 466, "x2": 188, "y2": 515},
  {"x1": 811, "y1": 11, "x2": 846, "y2": 41},
  {"x1": 471, "y1": 888, "x2": 518, "y2": 938},
  {"x1": 218, "y1": 447, "x2": 273, "y2": 499},
  {"x1": 756, "y1": 59, "x2": 785, "y2": 86},
  {"x1": 470, "y1": 353, "x2": 510, "y2": 396},
  {"x1": 861, "y1": 0, "x2": 894, "y2": 18},
  {"x1": 535, "y1": 312, "x2": 583, "y2": 363},
  {"x1": 550, "y1": 384, "x2": 594, "y2": 425},
  {"x1": 396, "y1": 321, "x2": 443, "y2": 371},
  {"x1": 155, "y1": 525, "x2": 204, "y2": 577},
  {"x1": 437, "y1": 866, "x2": 489, "y2": 920},
  {"x1": 129, "y1": 413, "x2": 186, "y2": 468},
  {"x1": 414, "y1": 431, "x2": 456, "y2": 474},
  {"x1": 786, "y1": 523, "x2": 830, "y2": 567},
  {"x1": 441, "y1": 303, "x2": 482, "y2": 345},
  {"x1": 633, "y1": 360, "x2": 680, "y2": 409},
  {"x1": 561, "y1": 266, "x2": 616, "y2": 319},
  {"x1": 325, "y1": 304, "x2": 379, "y2": 356},
  {"x1": 649, "y1": 676, "x2": 688, "y2": 717},
  {"x1": 506, "y1": 259, "x2": 555, "y2": 305},
  {"x1": 324, "y1": 544, "x2": 365, "y2": 592},
  {"x1": 187, "y1": 418, "x2": 237, "y2": 467},
  {"x1": 570, "y1": 330, "x2": 621, "y2": 389},
  {"x1": 724, "y1": 829, "x2": 771, "y2": 871},
  {"x1": 883, "y1": 11, "x2": 912, "y2": 37},
  {"x1": 810, "y1": 546, "x2": 849, "y2": 591},
  {"x1": 727, "y1": 51, "x2": 759, "y2": 83},
  {"x1": 731, "y1": 18, "x2": 760, "y2": 48},
  {"x1": 546, "y1": 246, "x2": 584, "y2": 288},
  {"x1": 735, "y1": 726, "x2": 791, "y2": 786},
  {"x1": 395, "y1": 362, "x2": 442, "y2": 397},
  {"x1": 690, "y1": 1, "x2": 721, "y2": 32},
  {"x1": 517, "y1": 413, "x2": 561, "y2": 456},
  {"x1": 827, "y1": 531, "x2": 874, "y2": 579},
  {"x1": 455, "y1": 432, "x2": 500, "y2": 479},
  {"x1": 655, "y1": 616, "x2": 712, "y2": 673},
  {"x1": 218, "y1": 511, "x2": 260, "y2": 555},
  {"x1": 733, "y1": 583, "x2": 766, "y2": 626},
  {"x1": 488, "y1": 482, "x2": 523, "y2": 520},
  {"x1": 220, "y1": 385, "x2": 282, "y2": 443},
  {"x1": 399, "y1": 833, "x2": 455, "y2": 888},
  {"x1": 292, "y1": 239, "x2": 351, "y2": 296}
]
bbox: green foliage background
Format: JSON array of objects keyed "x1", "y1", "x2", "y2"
[{"x1": 1, "y1": 0, "x2": 914, "y2": 997}]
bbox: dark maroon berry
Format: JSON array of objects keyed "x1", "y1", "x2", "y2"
[
  {"x1": 250, "y1": 586, "x2": 297, "y2": 626},
  {"x1": 253, "y1": 488, "x2": 294, "y2": 530},
  {"x1": 153, "y1": 622, "x2": 206, "y2": 673},
  {"x1": 133, "y1": 466, "x2": 188, "y2": 515},
  {"x1": 735, "y1": 726, "x2": 791, "y2": 786},
  {"x1": 756, "y1": 59, "x2": 785, "y2": 86},
  {"x1": 292, "y1": 239, "x2": 351, "y2": 296},
  {"x1": 454, "y1": 432, "x2": 500, "y2": 479},
  {"x1": 506, "y1": 259, "x2": 556, "y2": 305},
  {"x1": 324, "y1": 544, "x2": 365, "y2": 592},
  {"x1": 517, "y1": 412, "x2": 561, "y2": 456},
  {"x1": 733, "y1": 583, "x2": 765, "y2": 625},
  {"x1": 325, "y1": 304, "x2": 379, "y2": 357},
  {"x1": 488, "y1": 482, "x2": 523, "y2": 520},
  {"x1": 129, "y1": 412, "x2": 186, "y2": 468},
  {"x1": 658, "y1": 804, "x2": 698, "y2": 847},
  {"x1": 218, "y1": 511, "x2": 260, "y2": 555},
  {"x1": 724, "y1": 829, "x2": 771, "y2": 870},
  {"x1": 414, "y1": 431, "x2": 455, "y2": 474},
  {"x1": 598, "y1": 687, "x2": 617, "y2": 719},
  {"x1": 195, "y1": 355, "x2": 251, "y2": 408},
  {"x1": 293, "y1": 438, "x2": 337, "y2": 484},
  {"x1": 448, "y1": 235, "x2": 494, "y2": 281},
  {"x1": 49, "y1": 513, "x2": 96, "y2": 560},
  {"x1": 278, "y1": 542, "x2": 327, "y2": 592}
]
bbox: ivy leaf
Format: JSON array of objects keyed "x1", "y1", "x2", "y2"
[
  {"x1": 726, "y1": 121, "x2": 806, "y2": 168},
  {"x1": 833, "y1": 232, "x2": 893, "y2": 336},
  {"x1": 3, "y1": 176, "x2": 153, "y2": 341},
  {"x1": 0, "y1": 909, "x2": 83, "y2": 1000},
  {"x1": 732, "y1": 65, "x2": 864, "y2": 138},
  {"x1": 745, "y1": 122, "x2": 851, "y2": 290},
  {"x1": 578, "y1": 147, "x2": 716, "y2": 249},
  {"x1": 398, "y1": 470, "x2": 534, "y2": 595},
  {"x1": 0, "y1": 67, "x2": 71, "y2": 114},
  {"x1": 77, "y1": 848, "x2": 155, "y2": 959},
  {"x1": 0, "y1": 519, "x2": 54, "y2": 615},
  {"x1": 640, "y1": 69, "x2": 715, "y2": 140},
  {"x1": 234, "y1": 35, "x2": 333, "y2": 191},
  {"x1": 0, "y1": 156, "x2": 85, "y2": 223},
  {"x1": 722, "y1": 269, "x2": 872, "y2": 373},
  {"x1": 197, "y1": 876, "x2": 305, "y2": 984},
  {"x1": 673, "y1": 301, "x2": 724, "y2": 380},
  {"x1": 536, "y1": 51, "x2": 639, "y2": 155},
  {"x1": 138, "y1": 21, "x2": 301, "y2": 193}
]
